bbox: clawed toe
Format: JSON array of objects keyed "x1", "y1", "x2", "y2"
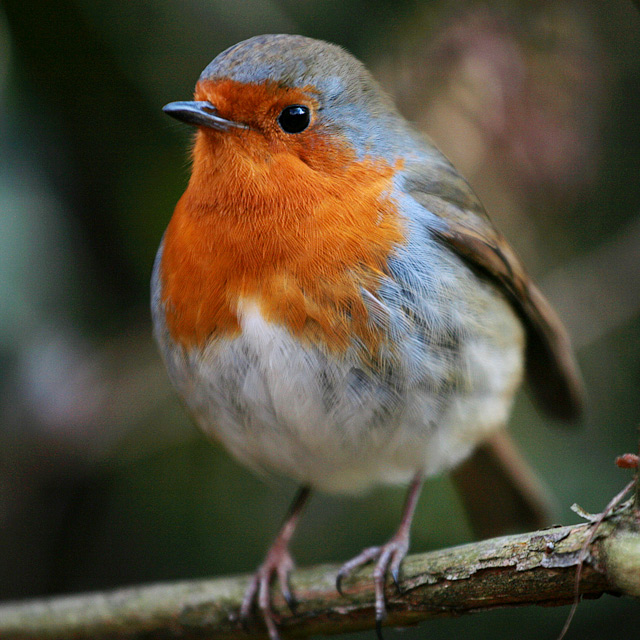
[
  {"x1": 389, "y1": 554, "x2": 404, "y2": 593},
  {"x1": 336, "y1": 537, "x2": 409, "y2": 633},
  {"x1": 240, "y1": 553, "x2": 294, "y2": 640},
  {"x1": 238, "y1": 486, "x2": 310, "y2": 640},
  {"x1": 336, "y1": 546, "x2": 381, "y2": 595}
]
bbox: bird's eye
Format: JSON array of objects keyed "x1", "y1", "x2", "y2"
[{"x1": 277, "y1": 105, "x2": 311, "y2": 134}]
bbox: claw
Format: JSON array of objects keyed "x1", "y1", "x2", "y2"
[
  {"x1": 280, "y1": 567, "x2": 297, "y2": 613},
  {"x1": 239, "y1": 549, "x2": 295, "y2": 639},
  {"x1": 239, "y1": 572, "x2": 259, "y2": 622},
  {"x1": 336, "y1": 540, "x2": 405, "y2": 626},
  {"x1": 390, "y1": 550, "x2": 405, "y2": 593},
  {"x1": 390, "y1": 566, "x2": 402, "y2": 593},
  {"x1": 335, "y1": 545, "x2": 381, "y2": 596}
]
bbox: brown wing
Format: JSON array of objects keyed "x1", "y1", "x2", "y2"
[{"x1": 405, "y1": 162, "x2": 584, "y2": 423}]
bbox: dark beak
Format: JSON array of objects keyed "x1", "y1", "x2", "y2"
[{"x1": 162, "y1": 101, "x2": 247, "y2": 131}]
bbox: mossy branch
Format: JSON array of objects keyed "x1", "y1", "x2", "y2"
[{"x1": 0, "y1": 498, "x2": 638, "y2": 640}]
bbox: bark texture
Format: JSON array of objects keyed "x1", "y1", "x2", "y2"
[{"x1": 0, "y1": 501, "x2": 638, "y2": 639}]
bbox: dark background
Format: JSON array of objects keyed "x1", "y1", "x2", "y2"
[{"x1": 1, "y1": 1, "x2": 639, "y2": 638}]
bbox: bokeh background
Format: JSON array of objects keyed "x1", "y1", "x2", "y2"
[{"x1": 1, "y1": 0, "x2": 639, "y2": 638}]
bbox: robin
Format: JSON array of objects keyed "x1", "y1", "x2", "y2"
[{"x1": 153, "y1": 34, "x2": 583, "y2": 639}]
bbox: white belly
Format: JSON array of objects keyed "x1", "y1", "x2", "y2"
[{"x1": 163, "y1": 293, "x2": 524, "y2": 494}]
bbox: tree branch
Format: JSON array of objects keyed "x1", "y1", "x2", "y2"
[{"x1": 0, "y1": 500, "x2": 638, "y2": 640}]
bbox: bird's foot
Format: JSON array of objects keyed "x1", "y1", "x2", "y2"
[
  {"x1": 239, "y1": 486, "x2": 310, "y2": 640},
  {"x1": 336, "y1": 532, "x2": 410, "y2": 639},
  {"x1": 240, "y1": 542, "x2": 296, "y2": 640}
]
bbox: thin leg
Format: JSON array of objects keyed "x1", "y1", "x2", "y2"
[
  {"x1": 336, "y1": 471, "x2": 424, "y2": 637},
  {"x1": 240, "y1": 485, "x2": 311, "y2": 640}
]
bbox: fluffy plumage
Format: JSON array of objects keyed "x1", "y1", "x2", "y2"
[{"x1": 153, "y1": 33, "x2": 583, "y2": 637}]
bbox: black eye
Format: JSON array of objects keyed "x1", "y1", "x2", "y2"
[{"x1": 278, "y1": 105, "x2": 310, "y2": 133}]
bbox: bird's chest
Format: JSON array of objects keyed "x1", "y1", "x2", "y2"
[{"x1": 156, "y1": 148, "x2": 405, "y2": 356}]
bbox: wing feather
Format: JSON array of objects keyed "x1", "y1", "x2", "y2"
[{"x1": 404, "y1": 163, "x2": 584, "y2": 423}]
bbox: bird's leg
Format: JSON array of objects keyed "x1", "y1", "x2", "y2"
[
  {"x1": 336, "y1": 471, "x2": 424, "y2": 637},
  {"x1": 240, "y1": 485, "x2": 311, "y2": 640}
]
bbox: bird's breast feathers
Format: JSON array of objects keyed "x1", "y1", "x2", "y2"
[
  {"x1": 152, "y1": 172, "x2": 526, "y2": 491},
  {"x1": 158, "y1": 137, "x2": 406, "y2": 356}
]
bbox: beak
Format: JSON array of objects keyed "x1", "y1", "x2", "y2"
[{"x1": 162, "y1": 101, "x2": 247, "y2": 131}]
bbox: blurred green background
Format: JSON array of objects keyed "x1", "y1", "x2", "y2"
[{"x1": 1, "y1": 0, "x2": 639, "y2": 638}]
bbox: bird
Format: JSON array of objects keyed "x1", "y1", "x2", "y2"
[{"x1": 152, "y1": 33, "x2": 584, "y2": 640}]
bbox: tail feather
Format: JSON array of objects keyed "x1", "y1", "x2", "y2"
[{"x1": 451, "y1": 431, "x2": 554, "y2": 539}]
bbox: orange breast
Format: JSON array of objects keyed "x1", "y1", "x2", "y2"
[{"x1": 160, "y1": 87, "x2": 404, "y2": 355}]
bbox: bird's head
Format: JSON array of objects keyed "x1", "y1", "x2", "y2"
[{"x1": 164, "y1": 34, "x2": 410, "y2": 175}]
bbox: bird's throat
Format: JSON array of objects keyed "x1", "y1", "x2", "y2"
[{"x1": 160, "y1": 130, "x2": 405, "y2": 354}]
